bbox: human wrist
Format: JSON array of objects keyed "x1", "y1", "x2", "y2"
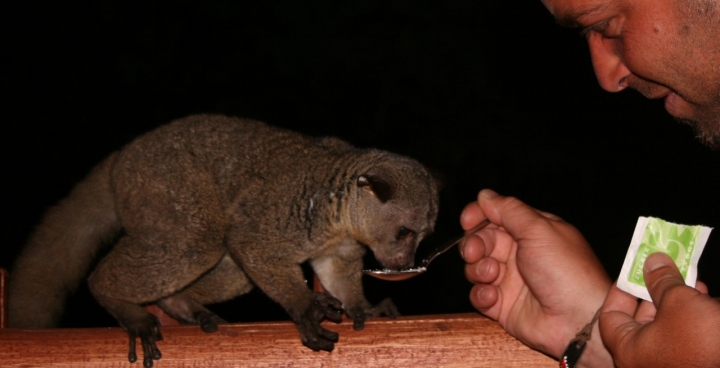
[
  {"x1": 559, "y1": 305, "x2": 613, "y2": 368},
  {"x1": 574, "y1": 320, "x2": 613, "y2": 368}
]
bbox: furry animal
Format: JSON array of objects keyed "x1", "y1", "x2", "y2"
[{"x1": 8, "y1": 114, "x2": 440, "y2": 367}]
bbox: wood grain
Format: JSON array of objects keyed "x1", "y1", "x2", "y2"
[
  {"x1": 0, "y1": 268, "x2": 554, "y2": 367},
  {"x1": 0, "y1": 268, "x2": 6, "y2": 329},
  {"x1": 0, "y1": 313, "x2": 555, "y2": 367}
]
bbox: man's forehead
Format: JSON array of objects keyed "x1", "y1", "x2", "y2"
[{"x1": 542, "y1": 0, "x2": 616, "y2": 27}]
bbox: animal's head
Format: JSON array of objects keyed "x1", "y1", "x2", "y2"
[{"x1": 348, "y1": 154, "x2": 441, "y2": 270}]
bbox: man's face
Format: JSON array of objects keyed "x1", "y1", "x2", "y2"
[{"x1": 542, "y1": 0, "x2": 720, "y2": 148}]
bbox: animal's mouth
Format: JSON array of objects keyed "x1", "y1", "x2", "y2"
[
  {"x1": 374, "y1": 250, "x2": 415, "y2": 270},
  {"x1": 381, "y1": 258, "x2": 414, "y2": 271},
  {"x1": 361, "y1": 246, "x2": 415, "y2": 271}
]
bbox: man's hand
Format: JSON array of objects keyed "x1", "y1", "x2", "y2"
[
  {"x1": 460, "y1": 189, "x2": 612, "y2": 366},
  {"x1": 600, "y1": 252, "x2": 720, "y2": 367}
]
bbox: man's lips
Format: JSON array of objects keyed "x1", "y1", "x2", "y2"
[
  {"x1": 626, "y1": 73, "x2": 693, "y2": 117},
  {"x1": 663, "y1": 92, "x2": 684, "y2": 118},
  {"x1": 632, "y1": 80, "x2": 690, "y2": 118},
  {"x1": 638, "y1": 88, "x2": 681, "y2": 117},
  {"x1": 647, "y1": 90, "x2": 671, "y2": 100}
]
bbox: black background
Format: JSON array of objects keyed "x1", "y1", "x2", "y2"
[{"x1": 2, "y1": 1, "x2": 719, "y2": 327}]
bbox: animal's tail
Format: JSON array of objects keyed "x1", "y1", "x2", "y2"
[{"x1": 8, "y1": 153, "x2": 121, "y2": 328}]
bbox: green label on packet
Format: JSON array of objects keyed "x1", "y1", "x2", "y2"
[
  {"x1": 619, "y1": 216, "x2": 711, "y2": 301},
  {"x1": 627, "y1": 217, "x2": 702, "y2": 287}
]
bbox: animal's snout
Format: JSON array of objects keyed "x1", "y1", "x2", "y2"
[{"x1": 378, "y1": 251, "x2": 415, "y2": 270}]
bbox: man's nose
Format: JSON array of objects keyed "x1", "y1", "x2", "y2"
[{"x1": 587, "y1": 33, "x2": 631, "y2": 92}]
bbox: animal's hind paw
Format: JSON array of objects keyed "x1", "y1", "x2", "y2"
[{"x1": 124, "y1": 314, "x2": 163, "y2": 367}]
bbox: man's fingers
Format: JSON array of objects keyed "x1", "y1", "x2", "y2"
[
  {"x1": 460, "y1": 201, "x2": 486, "y2": 230},
  {"x1": 465, "y1": 257, "x2": 500, "y2": 284},
  {"x1": 469, "y1": 284, "x2": 500, "y2": 319},
  {"x1": 599, "y1": 308, "x2": 640, "y2": 364},
  {"x1": 599, "y1": 285, "x2": 641, "y2": 358},
  {"x1": 477, "y1": 189, "x2": 553, "y2": 242},
  {"x1": 633, "y1": 300, "x2": 657, "y2": 324},
  {"x1": 696, "y1": 280, "x2": 709, "y2": 294},
  {"x1": 459, "y1": 233, "x2": 486, "y2": 264},
  {"x1": 601, "y1": 284, "x2": 640, "y2": 319},
  {"x1": 536, "y1": 209, "x2": 563, "y2": 221}
]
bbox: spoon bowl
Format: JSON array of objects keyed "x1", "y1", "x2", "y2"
[{"x1": 363, "y1": 218, "x2": 491, "y2": 281}]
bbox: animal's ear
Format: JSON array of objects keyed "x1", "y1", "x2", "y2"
[
  {"x1": 357, "y1": 174, "x2": 393, "y2": 203},
  {"x1": 426, "y1": 167, "x2": 445, "y2": 192}
]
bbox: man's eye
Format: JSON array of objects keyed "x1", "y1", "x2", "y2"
[
  {"x1": 397, "y1": 227, "x2": 414, "y2": 239},
  {"x1": 581, "y1": 20, "x2": 616, "y2": 38}
]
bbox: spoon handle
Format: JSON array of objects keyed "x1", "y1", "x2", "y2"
[{"x1": 419, "y1": 218, "x2": 491, "y2": 267}]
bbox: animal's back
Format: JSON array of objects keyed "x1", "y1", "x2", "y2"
[
  {"x1": 109, "y1": 114, "x2": 437, "y2": 247},
  {"x1": 112, "y1": 115, "x2": 356, "y2": 210}
]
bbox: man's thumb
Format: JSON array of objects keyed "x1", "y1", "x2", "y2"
[{"x1": 643, "y1": 252, "x2": 685, "y2": 303}]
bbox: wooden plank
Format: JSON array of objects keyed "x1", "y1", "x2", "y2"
[
  {"x1": 0, "y1": 268, "x2": 6, "y2": 329},
  {"x1": 0, "y1": 268, "x2": 554, "y2": 366},
  {"x1": 0, "y1": 313, "x2": 555, "y2": 367}
]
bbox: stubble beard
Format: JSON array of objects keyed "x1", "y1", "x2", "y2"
[
  {"x1": 631, "y1": 83, "x2": 720, "y2": 149},
  {"x1": 673, "y1": 0, "x2": 720, "y2": 149},
  {"x1": 676, "y1": 103, "x2": 720, "y2": 150}
]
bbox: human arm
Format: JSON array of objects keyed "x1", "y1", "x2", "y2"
[
  {"x1": 460, "y1": 189, "x2": 613, "y2": 367},
  {"x1": 600, "y1": 252, "x2": 720, "y2": 367}
]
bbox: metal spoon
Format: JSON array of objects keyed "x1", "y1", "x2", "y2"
[{"x1": 363, "y1": 218, "x2": 491, "y2": 281}]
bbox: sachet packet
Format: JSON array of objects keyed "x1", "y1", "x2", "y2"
[{"x1": 617, "y1": 216, "x2": 712, "y2": 301}]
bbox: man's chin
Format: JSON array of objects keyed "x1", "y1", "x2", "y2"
[
  {"x1": 676, "y1": 117, "x2": 720, "y2": 150},
  {"x1": 668, "y1": 94, "x2": 720, "y2": 150}
]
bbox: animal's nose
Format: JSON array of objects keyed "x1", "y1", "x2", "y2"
[{"x1": 381, "y1": 254, "x2": 414, "y2": 270}]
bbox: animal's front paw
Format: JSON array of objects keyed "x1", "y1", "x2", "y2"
[
  {"x1": 346, "y1": 298, "x2": 400, "y2": 331},
  {"x1": 123, "y1": 314, "x2": 163, "y2": 367},
  {"x1": 294, "y1": 292, "x2": 343, "y2": 352}
]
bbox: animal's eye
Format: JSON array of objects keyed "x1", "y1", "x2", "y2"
[{"x1": 397, "y1": 227, "x2": 414, "y2": 239}]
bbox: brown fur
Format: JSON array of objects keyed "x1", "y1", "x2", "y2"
[{"x1": 8, "y1": 114, "x2": 440, "y2": 366}]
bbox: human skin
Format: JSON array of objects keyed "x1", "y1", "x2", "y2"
[
  {"x1": 463, "y1": 0, "x2": 720, "y2": 366},
  {"x1": 541, "y1": 0, "x2": 720, "y2": 148},
  {"x1": 536, "y1": 0, "x2": 720, "y2": 364},
  {"x1": 460, "y1": 189, "x2": 613, "y2": 367},
  {"x1": 600, "y1": 252, "x2": 720, "y2": 367}
]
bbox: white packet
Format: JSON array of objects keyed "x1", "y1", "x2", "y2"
[{"x1": 617, "y1": 216, "x2": 712, "y2": 301}]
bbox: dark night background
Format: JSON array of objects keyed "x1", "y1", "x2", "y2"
[{"x1": 2, "y1": 1, "x2": 719, "y2": 328}]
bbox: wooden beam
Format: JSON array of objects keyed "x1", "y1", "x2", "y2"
[
  {"x1": 0, "y1": 268, "x2": 555, "y2": 367},
  {"x1": 0, "y1": 268, "x2": 6, "y2": 329},
  {"x1": 0, "y1": 313, "x2": 554, "y2": 367}
]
